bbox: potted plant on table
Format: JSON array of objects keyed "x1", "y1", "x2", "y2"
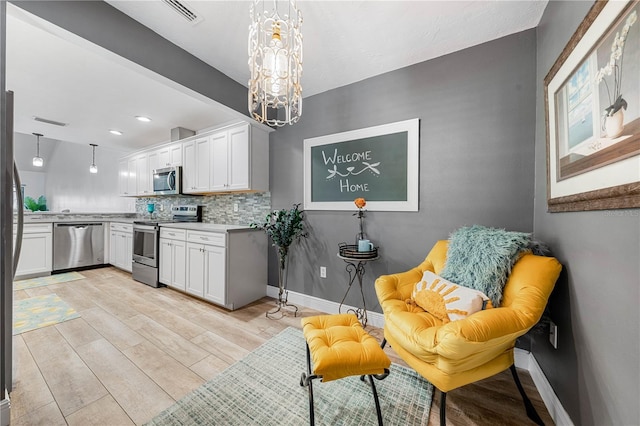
[{"x1": 251, "y1": 203, "x2": 307, "y2": 318}]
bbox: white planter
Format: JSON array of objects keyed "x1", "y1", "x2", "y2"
[{"x1": 605, "y1": 109, "x2": 624, "y2": 139}]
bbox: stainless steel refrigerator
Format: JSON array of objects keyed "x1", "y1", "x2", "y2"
[{"x1": 1, "y1": 2, "x2": 23, "y2": 421}]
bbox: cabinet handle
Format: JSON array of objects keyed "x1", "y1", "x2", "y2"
[{"x1": 199, "y1": 236, "x2": 208, "y2": 240}]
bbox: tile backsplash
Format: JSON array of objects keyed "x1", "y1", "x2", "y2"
[{"x1": 135, "y1": 192, "x2": 271, "y2": 225}]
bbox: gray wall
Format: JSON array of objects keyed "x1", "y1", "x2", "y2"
[
  {"x1": 533, "y1": 2, "x2": 640, "y2": 425},
  {"x1": 269, "y1": 30, "x2": 538, "y2": 312}
]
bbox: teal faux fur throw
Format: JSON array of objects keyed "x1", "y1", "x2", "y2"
[{"x1": 440, "y1": 225, "x2": 531, "y2": 307}]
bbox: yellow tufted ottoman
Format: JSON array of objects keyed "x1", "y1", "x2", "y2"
[{"x1": 300, "y1": 314, "x2": 391, "y2": 426}]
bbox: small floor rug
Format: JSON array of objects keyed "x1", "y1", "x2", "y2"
[
  {"x1": 147, "y1": 327, "x2": 433, "y2": 426},
  {"x1": 13, "y1": 293, "x2": 80, "y2": 335},
  {"x1": 14, "y1": 271, "x2": 86, "y2": 291}
]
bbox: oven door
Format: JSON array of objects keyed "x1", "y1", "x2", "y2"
[{"x1": 132, "y1": 224, "x2": 158, "y2": 267}]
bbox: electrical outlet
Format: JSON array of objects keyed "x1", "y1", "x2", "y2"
[
  {"x1": 233, "y1": 203, "x2": 239, "y2": 212},
  {"x1": 549, "y1": 321, "x2": 558, "y2": 349},
  {"x1": 159, "y1": 204, "x2": 164, "y2": 212},
  {"x1": 320, "y1": 266, "x2": 326, "y2": 278}
]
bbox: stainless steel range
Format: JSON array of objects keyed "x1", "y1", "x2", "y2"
[{"x1": 132, "y1": 205, "x2": 202, "y2": 287}]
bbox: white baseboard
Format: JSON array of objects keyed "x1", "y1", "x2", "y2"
[
  {"x1": 514, "y1": 347, "x2": 530, "y2": 370},
  {"x1": 527, "y1": 352, "x2": 574, "y2": 426},
  {"x1": 1, "y1": 391, "x2": 10, "y2": 426},
  {"x1": 266, "y1": 286, "x2": 572, "y2": 426},
  {"x1": 265, "y1": 286, "x2": 385, "y2": 328}
]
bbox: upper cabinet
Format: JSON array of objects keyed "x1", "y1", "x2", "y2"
[
  {"x1": 118, "y1": 157, "x2": 137, "y2": 197},
  {"x1": 183, "y1": 136, "x2": 212, "y2": 194},
  {"x1": 158, "y1": 142, "x2": 183, "y2": 168},
  {"x1": 183, "y1": 123, "x2": 269, "y2": 194},
  {"x1": 136, "y1": 153, "x2": 152, "y2": 196},
  {"x1": 120, "y1": 122, "x2": 269, "y2": 197}
]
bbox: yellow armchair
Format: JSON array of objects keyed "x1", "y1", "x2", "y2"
[{"x1": 375, "y1": 240, "x2": 562, "y2": 424}]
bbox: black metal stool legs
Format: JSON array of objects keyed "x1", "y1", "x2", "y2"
[
  {"x1": 301, "y1": 342, "x2": 390, "y2": 426},
  {"x1": 299, "y1": 344, "x2": 318, "y2": 425},
  {"x1": 440, "y1": 391, "x2": 447, "y2": 425},
  {"x1": 510, "y1": 364, "x2": 544, "y2": 426},
  {"x1": 366, "y1": 375, "x2": 384, "y2": 426}
]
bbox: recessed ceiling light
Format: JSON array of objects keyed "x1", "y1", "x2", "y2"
[
  {"x1": 136, "y1": 116, "x2": 152, "y2": 122},
  {"x1": 109, "y1": 130, "x2": 123, "y2": 136}
]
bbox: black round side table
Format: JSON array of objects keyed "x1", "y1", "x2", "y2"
[{"x1": 336, "y1": 252, "x2": 380, "y2": 327}]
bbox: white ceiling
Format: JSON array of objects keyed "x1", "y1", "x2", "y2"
[
  {"x1": 7, "y1": 0, "x2": 548, "y2": 153},
  {"x1": 6, "y1": 4, "x2": 245, "y2": 153}
]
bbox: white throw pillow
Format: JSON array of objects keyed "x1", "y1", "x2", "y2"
[{"x1": 412, "y1": 270, "x2": 491, "y2": 322}]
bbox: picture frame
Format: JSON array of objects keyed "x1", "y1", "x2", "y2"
[
  {"x1": 544, "y1": 0, "x2": 640, "y2": 212},
  {"x1": 303, "y1": 118, "x2": 419, "y2": 211}
]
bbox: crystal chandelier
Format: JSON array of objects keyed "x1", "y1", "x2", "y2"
[{"x1": 248, "y1": 0, "x2": 303, "y2": 126}]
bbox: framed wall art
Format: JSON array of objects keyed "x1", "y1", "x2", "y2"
[
  {"x1": 303, "y1": 118, "x2": 419, "y2": 211},
  {"x1": 545, "y1": 0, "x2": 640, "y2": 212}
]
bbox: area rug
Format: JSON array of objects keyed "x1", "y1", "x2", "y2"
[
  {"x1": 146, "y1": 327, "x2": 433, "y2": 426},
  {"x1": 13, "y1": 293, "x2": 80, "y2": 335},
  {"x1": 14, "y1": 271, "x2": 86, "y2": 291}
]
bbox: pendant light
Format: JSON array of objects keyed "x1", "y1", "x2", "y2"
[
  {"x1": 32, "y1": 133, "x2": 44, "y2": 167},
  {"x1": 89, "y1": 143, "x2": 98, "y2": 174},
  {"x1": 248, "y1": 0, "x2": 303, "y2": 126}
]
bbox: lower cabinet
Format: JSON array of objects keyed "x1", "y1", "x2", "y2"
[
  {"x1": 185, "y1": 230, "x2": 226, "y2": 302},
  {"x1": 13, "y1": 223, "x2": 53, "y2": 278},
  {"x1": 109, "y1": 223, "x2": 133, "y2": 272},
  {"x1": 159, "y1": 228, "x2": 187, "y2": 291},
  {"x1": 161, "y1": 227, "x2": 266, "y2": 310},
  {"x1": 186, "y1": 240, "x2": 226, "y2": 305}
]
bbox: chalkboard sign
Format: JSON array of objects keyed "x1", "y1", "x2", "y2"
[{"x1": 304, "y1": 119, "x2": 419, "y2": 211}]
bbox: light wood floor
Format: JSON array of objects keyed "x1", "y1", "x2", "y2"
[{"x1": 10, "y1": 267, "x2": 553, "y2": 425}]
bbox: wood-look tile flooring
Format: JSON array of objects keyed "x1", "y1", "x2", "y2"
[{"x1": 10, "y1": 267, "x2": 553, "y2": 425}]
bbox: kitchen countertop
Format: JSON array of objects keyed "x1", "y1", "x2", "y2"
[
  {"x1": 160, "y1": 222, "x2": 256, "y2": 232},
  {"x1": 17, "y1": 212, "x2": 137, "y2": 224}
]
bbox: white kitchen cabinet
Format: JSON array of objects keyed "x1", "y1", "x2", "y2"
[
  {"x1": 203, "y1": 244, "x2": 226, "y2": 305},
  {"x1": 13, "y1": 223, "x2": 52, "y2": 278},
  {"x1": 147, "y1": 149, "x2": 160, "y2": 176},
  {"x1": 150, "y1": 142, "x2": 182, "y2": 174},
  {"x1": 181, "y1": 227, "x2": 266, "y2": 310},
  {"x1": 186, "y1": 231, "x2": 226, "y2": 303},
  {"x1": 109, "y1": 223, "x2": 132, "y2": 272},
  {"x1": 159, "y1": 228, "x2": 186, "y2": 291},
  {"x1": 127, "y1": 157, "x2": 137, "y2": 196},
  {"x1": 118, "y1": 154, "x2": 152, "y2": 197},
  {"x1": 118, "y1": 159, "x2": 130, "y2": 196},
  {"x1": 186, "y1": 242, "x2": 206, "y2": 297},
  {"x1": 209, "y1": 123, "x2": 269, "y2": 192},
  {"x1": 210, "y1": 131, "x2": 228, "y2": 191},
  {"x1": 228, "y1": 124, "x2": 252, "y2": 190},
  {"x1": 119, "y1": 122, "x2": 269, "y2": 197},
  {"x1": 182, "y1": 137, "x2": 211, "y2": 194},
  {"x1": 117, "y1": 157, "x2": 138, "y2": 197},
  {"x1": 135, "y1": 154, "x2": 152, "y2": 196},
  {"x1": 157, "y1": 142, "x2": 182, "y2": 167}
]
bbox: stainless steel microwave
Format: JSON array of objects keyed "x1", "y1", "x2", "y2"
[{"x1": 152, "y1": 166, "x2": 181, "y2": 195}]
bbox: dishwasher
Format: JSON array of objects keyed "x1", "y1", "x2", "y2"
[{"x1": 53, "y1": 222, "x2": 105, "y2": 271}]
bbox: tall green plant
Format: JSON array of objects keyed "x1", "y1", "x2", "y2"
[{"x1": 251, "y1": 203, "x2": 307, "y2": 269}]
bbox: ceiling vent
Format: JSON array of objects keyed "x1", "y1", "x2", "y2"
[
  {"x1": 33, "y1": 116, "x2": 68, "y2": 127},
  {"x1": 162, "y1": 0, "x2": 203, "y2": 25}
]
